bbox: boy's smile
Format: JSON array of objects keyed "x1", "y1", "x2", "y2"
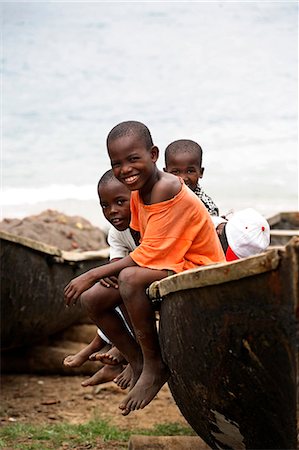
[
  {"x1": 124, "y1": 175, "x2": 139, "y2": 186},
  {"x1": 108, "y1": 134, "x2": 159, "y2": 194}
]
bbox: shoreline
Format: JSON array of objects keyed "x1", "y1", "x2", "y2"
[{"x1": 2, "y1": 197, "x2": 298, "y2": 231}]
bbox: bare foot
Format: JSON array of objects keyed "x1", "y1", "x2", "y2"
[
  {"x1": 81, "y1": 364, "x2": 124, "y2": 387},
  {"x1": 63, "y1": 334, "x2": 106, "y2": 368},
  {"x1": 89, "y1": 346, "x2": 125, "y2": 366},
  {"x1": 119, "y1": 362, "x2": 170, "y2": 415},
  {"x1": 63, "y1": 352, "x2": 90, "y2": 368},
  {"x1": 113, "y1": 364, "x2": 133, "y2": 390}
]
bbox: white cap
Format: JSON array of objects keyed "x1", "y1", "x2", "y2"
[
  {"x1": 211, "y1": 215, "x2": 227, "y2": 228},
  {"x1": 225, "y1": 208, "x2": 270, "y2": 259}
]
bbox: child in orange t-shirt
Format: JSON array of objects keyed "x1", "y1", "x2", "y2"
[{"x1": 64, "y1": 121, "x2": 225, "y2": 416}]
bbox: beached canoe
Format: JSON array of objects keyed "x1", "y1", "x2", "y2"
[
  {"x1": 267, "y1": 210, "x2": 299, "y2": 246},
  {"x1": 149, "y1": 237, "x2": 298, "y2": 450},
  {"x1": 1, "y1": 230, "x2": 109, "y2": 350}
]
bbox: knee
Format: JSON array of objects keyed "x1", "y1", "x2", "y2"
[
  {"x1": 81, "y1": 288, "x2": 96, "y2": 314},
  {"x1": 81, "y1": 285, "x2": 104, "y2": 316},
  {"x1": 118, "y1": 267, "x2": 141, "y2": 295}
]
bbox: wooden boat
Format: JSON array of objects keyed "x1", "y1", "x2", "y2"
[
  {"x1": 149, "y1": 237, "x2": 298, "y2": 450},
  {"x1": 267, "y1": 210, "x2": 299, "y2": 246},
  {"x1": 1, "y1": 230, "x2": 109, "y2": 350}
]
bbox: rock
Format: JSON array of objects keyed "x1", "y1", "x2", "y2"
[{"x1": 0, "y1": 209, "x2": 107, "y2": 252}]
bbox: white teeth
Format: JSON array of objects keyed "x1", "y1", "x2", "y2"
[{"x1": 125, "y1": 175, "x2": 138, "y2": 183}]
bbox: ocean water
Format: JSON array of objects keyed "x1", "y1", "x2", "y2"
[{"x1": 2, "y1": 2, "x2": 298, "y2": 231}]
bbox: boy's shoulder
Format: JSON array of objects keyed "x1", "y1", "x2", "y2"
[
  {"x1": 108, "y1": 225, "x2": 128, "y2": 242},
  {"x1": 108, "y1": 226, "x2": 137, "y2": 254},
  {"x1": 151, "y1": 171, "x2": 181, "y2": 203}
]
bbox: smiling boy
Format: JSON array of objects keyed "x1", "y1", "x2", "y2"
[{"x1": 64, "y1": 121, "x2": 225, "y2": 415}]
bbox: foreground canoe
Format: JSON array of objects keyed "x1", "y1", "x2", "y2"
[
  {"x1": 149, "y1": 237, "x2": 298, "y2": 450},
  {"x1": 1, "y1": 230, "x2": 109, "y2": 350},
  {"x1": 267, "y1": 210, "x2": 299, "y2": 246}
]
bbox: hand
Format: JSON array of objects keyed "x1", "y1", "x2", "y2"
[
  {"x1": 216, "y1": 222, "x2": 226, "y2": 237},
  {"x1": 100, "y1": 276, "x2": 118, "y2": 289},
  {"x1": 64, "y1": 272, "x2": 95, "y2": 306}
]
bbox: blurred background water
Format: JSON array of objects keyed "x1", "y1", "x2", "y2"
[{"x1": 2, "y1": 1, "x2": 298, "y2": 231}]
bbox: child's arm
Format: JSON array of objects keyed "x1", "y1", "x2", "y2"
[{"x1": 64, "y1": 255, "x2": 136, "y2": 306}]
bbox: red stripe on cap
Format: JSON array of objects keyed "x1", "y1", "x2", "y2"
[{"x1": 226, "y1": 246, "x2": 239, "y2": 261}]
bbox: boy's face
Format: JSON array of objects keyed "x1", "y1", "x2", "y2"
[
  {"x1": 164, "y1": 152, "x2": 204, "y2": 192},
  {"x1": 98, "y1": 180, "x2": 131, "y2": 231},
  {"x1": 108, "y1": 135, "x2": 158, "y2": 192}
]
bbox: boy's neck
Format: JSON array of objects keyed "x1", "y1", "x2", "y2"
[{"x1": 139, "y1": 166, "x2": 160, "y2": 204}]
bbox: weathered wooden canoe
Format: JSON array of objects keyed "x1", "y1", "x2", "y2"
[
  {"x1": 267, "y1": 210, "x2": 299, "y2": 246},
  {"x1": 1, "y1": 230, "x2": 109, "y2": 350},
  {"x1": 149, "y1": 237, "x2": 298, "y2": 450}
]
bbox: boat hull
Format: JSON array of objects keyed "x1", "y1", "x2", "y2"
[
  {"x1": 150, "y1": 238, "x2": 298, "y2": 449},
  {"x1": 268, "y1": 211, "x2": 299, "y2": 246},
  {"x1": 1, "y1": 231, "x2": 109, "y2": 350}
]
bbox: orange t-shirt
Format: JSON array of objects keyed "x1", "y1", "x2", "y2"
[{"x1": 129, "y1": 182, "x2": 225, "y2": 273}]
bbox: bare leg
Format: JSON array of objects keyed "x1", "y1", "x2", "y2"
[
  {"x1": 63, "y1": 333, "x2": 106, "y2": 368},
  {"x1": 117, "y1": 267, "x2": 170, "y2": 415},
  {"x1": 81, "y1": 283, "x2": 143, "y2": 386},
  {"x1": 89, "y1": 345, "x2": 126, "y2": 365},
  {"x1": 81, "y1": 364, "x2": 124, "y2": 387}
]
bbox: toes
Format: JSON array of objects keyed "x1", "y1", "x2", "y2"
[
  {"x1": 131, "y1": 400, "x2": 138, "y2": 410},
  {"x1": 81, "y1": 377, "x2": 95, "y2": 387},
  {"x1": 63, "y1": 356, "x2": 73, "y2": 365}
]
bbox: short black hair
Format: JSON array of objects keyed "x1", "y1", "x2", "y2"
[
  {"x1": 165, "y1": 139, "x2": 203, "y2": 167},
  {"x1": 107, "y1": 120, "x2": 153, "y2": 150},
  {"x1": 97, "y1": 169, "x2": 117, "y2": 193}
]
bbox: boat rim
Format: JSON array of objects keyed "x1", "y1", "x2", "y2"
[
  {"x1": 0, "y1": 229, "x2": 110, "y2": 262},
  {"x1": 149, "y1": 247, "x2": 283, "y2": 300}
]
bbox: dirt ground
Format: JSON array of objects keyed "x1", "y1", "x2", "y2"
[
  {"x1": 0, "y1": 373, "x2": 190, "y2": 430},
  {"x1": 0, "y1": 373, "x2": 195, "y2": 450}
]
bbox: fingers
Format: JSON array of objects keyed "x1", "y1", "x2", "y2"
[
  {"x1": 64, "y1": 283, "x2": 80, "y2": 306},
  {"x1": 109, "y1": 276, "x2": 119, "y2": 288},
  {"x1": 100, "y1": 278, "x2": 111, "y2": 288},
  {"x1": 100, "y1": 277, "x2": 119, "y2": 289}
]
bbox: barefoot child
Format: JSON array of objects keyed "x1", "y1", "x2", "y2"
[
  {"x1": 64, "y1": 120, "x2": 225, "y2": 415},
  {"x1": 64, "y1": 169, "x2": 138, "y2": 386},
  {"x1": 164, "y1": 139, "x2": 219, "y2": 215}
]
